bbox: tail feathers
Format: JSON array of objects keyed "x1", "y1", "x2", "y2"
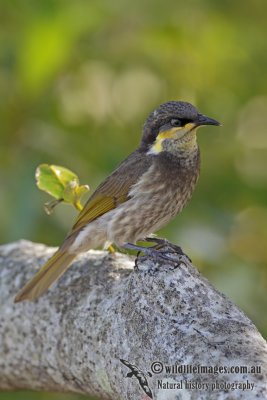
[{"x1": 14, "y1": 249, "x2": 76, "y2": 302}]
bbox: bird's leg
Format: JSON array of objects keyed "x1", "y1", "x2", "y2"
[
  {"x1": 144, "y1": 236, "x2": 181, "y2": 251},
  {"x1": 144, "y1": 236, "x2": 192, "y2": 262},
  {"x1": 122, "y1": 242, "x2": 190, "y2": 270},
  {"x1": 122, "y1": 243, "x2": 175, "y2": 261}
]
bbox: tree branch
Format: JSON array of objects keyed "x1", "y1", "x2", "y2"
[{"x1": 0, "y1": 240, "x2": 266, "y2": 400}]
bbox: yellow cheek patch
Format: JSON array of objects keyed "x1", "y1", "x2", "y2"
[
  {"x1": 157, "y1": 127, "x2": 181, "y2": 140},
  {"x1": 150, "y1": 138, "x2": 163, "y2": 153},
  {"x1": 184, "y1": 122, "x2": 195, "y2": 131},
  {"x1": 148, "y1": 124, "x2": 197, "y2": 155},
  {"x1": 148, "y1": 128, "x2": 180, "y2": 154}
]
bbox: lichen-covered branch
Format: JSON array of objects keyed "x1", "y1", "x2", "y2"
[{"x1": 0, "y1": 240, "x2": 266, "y2": 400}]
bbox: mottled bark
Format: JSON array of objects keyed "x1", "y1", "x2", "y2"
[{"x1": 0, "y1": 240, "x2": 266, "y2": 400}]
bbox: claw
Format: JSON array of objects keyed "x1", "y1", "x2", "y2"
[
  {"x1": 123, "y1": 241, "x2": 191, "y2": 270},
  {"x1": 144, "y1": 237, "x2": 192, "y2": 262},
  {"x1": 134, "y1": 250, "x2": 142, "y2": 270}
]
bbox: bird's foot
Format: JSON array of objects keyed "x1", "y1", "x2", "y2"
[
  {"x1": 122, "y1": 241, "x2": 190, "y2": 271},
  {"x1": 144, "y1": 237, "x2": 192, "y2": 262}
]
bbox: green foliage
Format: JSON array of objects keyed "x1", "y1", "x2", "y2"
[
  {"x1": 0, "y1": 393, "x2": 98, "y2": 400},
  {"x1": 36, "y1": 164, "x2": 89, "y2": 213},
  {"x1": 1, "y1": 1, "x2": 267, "y2": 398}
]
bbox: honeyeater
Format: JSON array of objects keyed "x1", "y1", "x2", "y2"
[{"x1": 15, "y1": 101, "x2": 220, "y2": 302}]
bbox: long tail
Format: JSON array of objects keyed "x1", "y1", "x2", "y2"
[{"x1": 14, "y1": 249, "x2": 76, "y2": 302}]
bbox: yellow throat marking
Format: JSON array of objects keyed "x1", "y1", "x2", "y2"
[{"x1": 148, "y1": 124, "x2": 197, "y2": 154}]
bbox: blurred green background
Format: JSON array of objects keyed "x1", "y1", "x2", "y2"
[{"x1": 1, "y1": 0, "x2": 267, "y2": 399}]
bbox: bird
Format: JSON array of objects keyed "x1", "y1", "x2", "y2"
[
  {"x1": 120, "y1": 359, "x2": 153, "y2": 399},
  {"x1": 14, "y1": 101, "x2": 220, "y2": 302}
]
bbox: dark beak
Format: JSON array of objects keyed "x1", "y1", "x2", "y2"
[{"x1": 196, "y1": 113, "x2": 221, "y2": 127}]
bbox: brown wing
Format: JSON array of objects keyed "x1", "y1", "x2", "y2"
[{"x1": 69, "y1": 148, "x2": 152, "y2": 236}]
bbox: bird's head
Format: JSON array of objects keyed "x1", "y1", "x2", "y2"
[{"x1": 141, "y1": 101, "x2": 220, "y2": 154}]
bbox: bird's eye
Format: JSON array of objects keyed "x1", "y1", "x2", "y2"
[{"x1": 171, "y1": 119, "x2": 182, "y2": 127}]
